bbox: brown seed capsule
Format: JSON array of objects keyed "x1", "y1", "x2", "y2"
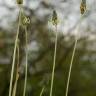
[
  {"x1": 16, "y1": 0, "x2": 23, "y2": 5},
  {"x1": 80, "y1": 0, "x2": 86, "y2": 14}
]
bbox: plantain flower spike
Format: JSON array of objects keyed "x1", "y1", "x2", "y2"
[
  {"x1": 16, "y1": 0, "x2": 23, "y2": 5},
  {"x1": 52, "y1": 10, "x2": 58, "y2": 26},
  {"x1": 80, "y1": 0, "x2": 86, "y2": 15},
  {"x1": 23, "y1": 16, "x2": 30, "y2": 25}
]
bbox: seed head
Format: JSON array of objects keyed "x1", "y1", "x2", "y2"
[
  {"x1": 52, "y1": 10, "x2": 58, "y2": 26},
  {"x1": 80, "y1": 0, "x2": 86, "y2": 15},
  {"x1": 23, "y1": 17, "x2": 30, "y2": 25},
  {"x1": 16, "y1": 0, "x2": 23, "y2": 5}
]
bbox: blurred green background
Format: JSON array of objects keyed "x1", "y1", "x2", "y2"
[{"x1": 0, "y1": 0, "x2": 96, "y2": 96}]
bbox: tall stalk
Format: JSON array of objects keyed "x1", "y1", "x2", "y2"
[
  {"x1": 49, "y1": 25, "x2": 58, "y2": 96},
  {"x1": 65, "y1": 16, "x2": 85, "y2": 96},
  {"x1": 65, "y1": 36, "x2": 78, "y2": 96},
  {"x1": 12, "y1": 44, "x2": 20, "y2": 96},
  {"x1": 65, "y1": 0, "x2": 86, "y2": 96},
  {"x1": 49, "y1": 10, "x2": 58, "y2": 96},
  {"x1": 8, "y1": 6, "x2": 22, "y2": 96},
  {"x1": 23, "y1": 26, "x2": 28, "y2": 96}
]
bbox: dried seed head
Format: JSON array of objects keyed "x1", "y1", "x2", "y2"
[
  {"x1": 52, "y1": 10, "x2": 58, "y2": 26},
  {"x1": 23, "y1": 17, "x2": 30, "y2": 25},
  {"x1": 16, "y1": 0, "x2": 23, "y2": 5},
  {"x1": 20, "y1": 12, "x2": 30, "y2": 26},
  {"x1": 80, "y1": 0, "x2": 86, "y2": 15}
]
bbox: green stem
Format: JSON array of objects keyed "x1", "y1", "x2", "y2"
[
  {"x1": 65, "y1": 36, "x2": 78, "y2": 96},
  {"x1": 12, "y1": 43, "x2": 20, "y2": 96},
  {"x1": 40, "y1": 86, "x2": 45, "y2": 96},
  {"x1": 8, "y1": 6, "x2": 22, "y2": 96},
  {"x1": 50, "y1": 25, "x2": 58, "y2": 96},
  {"x1": 65, "y1": 15, "x2": 84, "y2": 96},
  {"x1": 23, "y1": 26, "x2": 28, "y2": 96}
]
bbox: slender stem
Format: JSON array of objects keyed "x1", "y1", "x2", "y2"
[
  {"x1": 12, "y1": 43, "x2": 20, "y2": 96},
  {"x1": 65, "y1": 15, "x2": 84, "y2": 96},
  {"x1": 50, "y1": 25, "x2": 58, "y2": 96},
  {"x1": 8, "y1": 6, "x2": 22, "y2": 96},
  {"x1": 65, "y1": 36, "x2": 78, "y2": 96},
  {"x1": 23, "y1": 26, "x2": 28, "y2": 96},
  {"x1": 40, "y1": 86, "x2": 45, "y2": 96}
]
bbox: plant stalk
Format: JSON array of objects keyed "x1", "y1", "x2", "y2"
[{"x1": 50, "y1": 25, "x2": 58, "y2": 96}]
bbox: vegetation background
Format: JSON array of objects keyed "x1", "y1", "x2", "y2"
[{"x1": 0, "y1": 0, "x2": 96, "y2": 96}]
